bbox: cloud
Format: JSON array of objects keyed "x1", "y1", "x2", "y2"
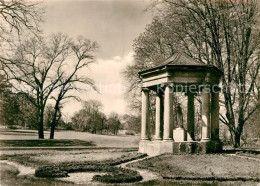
[{"x1": 63, "y1": 52, "x2": 134, "y2": 117}]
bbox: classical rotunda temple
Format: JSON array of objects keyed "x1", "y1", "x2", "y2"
[{"x1": 138, "y1": 52, "x2": 223, "y2": 155}]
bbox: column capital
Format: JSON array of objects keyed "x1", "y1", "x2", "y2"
[
  {"x1": 141, "y1": 87, "x2": 150, "y2": 92},
  {"x1": 160, "y1": 83, "x2": 174, "y2": 89},
  {"x1": 185, "y1": 91, "x2": 197, "y2": 96}
]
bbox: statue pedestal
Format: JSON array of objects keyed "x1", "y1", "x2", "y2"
[{"x1": 173, "y1": 127, "x2": 185, "y2": 142}]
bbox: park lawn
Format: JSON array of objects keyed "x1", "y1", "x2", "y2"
[
  {"x1": 0, "y1": 139, "x2": 95, "y2": 147},
  {"x1": 1, "y1": 162, "x2": 256, "y2": 186},
  {"x1": 128, "y1": 154, "x2": 260, "y2": 180},
  {"x1": 133, "y1": 180, "x2": 259, "y2": 186},
  {"x1": 0, "y1": 129, "x2": 140, "y2": 148},
  {"x1": 0, "y1": 149, "x2": 140, "y2": 168}
]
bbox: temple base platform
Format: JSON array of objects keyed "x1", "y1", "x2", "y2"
[{"x1": 139, "y1": 140, "x2": 222, "y2": 156}]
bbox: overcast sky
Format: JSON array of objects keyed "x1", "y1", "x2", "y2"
[{"x1": 41, "y1": 0, "x2": 152, "y2": 117}]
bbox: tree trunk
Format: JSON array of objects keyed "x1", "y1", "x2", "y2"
[
  {"x1": 49, "y1": 104, "x2": 60, "y2": 139},
  {"x1": 38, "y1": 111, "x2": 44, "y2": 139},
  {"x1": 38, "y1": 97, "x2": 45, "y2": 139},
  {"x1": 234, "y1": 131, "x2": 241, "y2": 148},
  {"x1": 50, "y1": 121, "x2": 55, "y2": 139}
]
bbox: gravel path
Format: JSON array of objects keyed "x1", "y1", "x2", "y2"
[{"x1": 58, "y1": 172, "x2": 104, "y2": 185}]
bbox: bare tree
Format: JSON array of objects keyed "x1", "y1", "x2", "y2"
[
  {"x1": 0, "y1": 0, "x2": 43, "y2": 67},
  {"x1": 0, "y1": 0, "x2": 42, "y2": 34},
  {"x1": 49, "y1": 37, "x2": 98, "y2": 139},
  {"x1": 5, "y1": 33, "x2": 98, "y2": 139},
  {"x1": 0, "y1": 1, "x2": 43, "y2": 126}
]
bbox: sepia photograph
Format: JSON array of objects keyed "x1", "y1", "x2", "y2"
[{"x1": 0, "y1": 0, "x2": 259, "y2": 185}]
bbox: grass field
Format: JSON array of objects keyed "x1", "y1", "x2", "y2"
[
  {"x1": 0, "y1": 129, "x2": 260, "y2": 185},
  {"x1": 0, "y1": 129, "x2": 140, "y2": 148},
  {"x1": 0, "y1": 149, "x2": 139, "y2": 167},
  {"x1": 2, "y1": 162, "x2": 255, "y2": 186},
  {"x1": 128, "y1": 154, "x2": 260, "y2": 180}
]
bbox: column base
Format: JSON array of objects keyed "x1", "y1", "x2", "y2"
[
  {"x1": 141, "y1": 138, "x2": 149, "y2": 141},
  {"x1": 163, "y1": 138, "x2": 173, "y2": 141},
  {"x1": 201, "y1": 138, "x2": 210, "y2": 142},
  {"x1": 187, "y1": 133, "x2": 194, "y2": 142}
]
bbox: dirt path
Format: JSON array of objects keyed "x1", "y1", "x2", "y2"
[{"x1": 117, "y1": 156, "x2": 162, "y2": 182}]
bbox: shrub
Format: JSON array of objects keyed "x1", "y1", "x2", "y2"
[
  {"x1": 35, "y1": 163, "x2": 142, "y2": 183},
  {"x1": 125, "y1": 131, "x2": 135, "y2": 136},
  {"x1": 93, "y1": 167, "x2": 142, "y2": 183},
  {"x1": 35, "y1": 166, "x2": 68, "y2": 178}
]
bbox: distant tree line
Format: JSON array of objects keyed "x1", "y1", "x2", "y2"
[{"x1": 71, "y1": 100, "x2": 141, "y2": 135}]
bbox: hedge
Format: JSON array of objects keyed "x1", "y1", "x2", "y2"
[
  {"x1": 35, "y1": 153, "x2": 146, "y2": 183},
  {"x1": 92, "y1": 167, "x2": 142, "y2": 183}
]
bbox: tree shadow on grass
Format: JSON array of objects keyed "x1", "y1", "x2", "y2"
[{"x1": 0, "y1": 139, "x2": 95, "y2": 147}]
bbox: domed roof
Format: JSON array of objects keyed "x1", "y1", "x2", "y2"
[
  {"x1": 138, "y1": 52, "x2": 223, "y2": 88},
  {"x1": 139, "y1": 51, "x2": 222, "y2": 75},
  {"x1": 161, "y1": 52, "x2": 207, "y2": 66}
]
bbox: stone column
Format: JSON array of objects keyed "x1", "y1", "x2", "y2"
[
  {"x1": 141, "y1": 88, "x2": 149, "y2": 140},
  {"x1": 211, "y1": 88, "x2": 220, "y2": 141},
  {"x1": 187, "y1": 92, "x2": 195, "y2": 141},
  {"x1": 163, "y1": 85, "x2": 173, "y2": 141},
  {"x1": 201, "y1": 86, "x2": 211, "y2": 141},
  {"x1": 155, "y1": 94, "x2": 162, "y2": 140}
]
